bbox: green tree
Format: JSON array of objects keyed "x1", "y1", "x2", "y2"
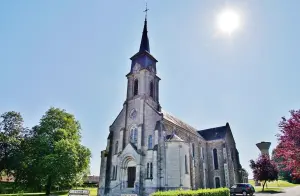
[
  {"x1": 15, "y1": 107, "x2": 91, "y2": 195},
  {"x1": 0, "y1": 111, "x2": 26, "y2": 176}
]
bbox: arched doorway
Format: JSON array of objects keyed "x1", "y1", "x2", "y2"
[
  {"x1": 215, "y1": 177, "x2": 221, "y2": 188},
  {"x1": 121, "y1": 156, "x2": 137, "y2": 188}
]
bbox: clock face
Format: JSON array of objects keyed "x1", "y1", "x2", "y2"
[{"x1": 130, "y1": 109, "x2": 137, "y2": 119}]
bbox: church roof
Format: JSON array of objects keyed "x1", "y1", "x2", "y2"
[
  {"x1": 129, "y1": 17, "x2": 158, "y2": 74},
  {"x1": 197, "y1": 123, "x2": 229, "y2": 141},
  {"x1": 139, "y1": 19, "x2": 150, "y2": 53},
  {"x1": 130, "y1": 18, "x2": 157, "y2": 62},
  {"x1": 162, "y1": 110, "x2": 199, "y2": 135}
]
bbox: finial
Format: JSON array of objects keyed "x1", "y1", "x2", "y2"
[{"x1": 143, "y1": 2, "x2": 149, "y2": 20}]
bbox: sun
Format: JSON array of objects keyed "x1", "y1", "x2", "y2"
[{"x1": 218, "y1": 10, "x2": 240, "y2": 34}]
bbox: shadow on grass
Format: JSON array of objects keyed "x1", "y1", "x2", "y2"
[{"x1": 256, "y1": 190, "x2": 285, "y2": 194}]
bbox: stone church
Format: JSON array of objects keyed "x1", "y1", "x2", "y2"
[{"x1": 98, "y1": 17, "x2": 243, "y2": 196}]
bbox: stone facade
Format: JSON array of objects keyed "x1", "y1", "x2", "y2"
[{"x1": 98, "y1": 18, "x2": 243, "y2": 196}]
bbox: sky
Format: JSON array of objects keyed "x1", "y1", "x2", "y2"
[{"x1": 1, "y1": 0, "x2": 300, "y2": 179}]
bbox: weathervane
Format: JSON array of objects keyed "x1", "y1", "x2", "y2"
[{"x1": 143, "y1": 2, "x2": 149, "y2": 20}]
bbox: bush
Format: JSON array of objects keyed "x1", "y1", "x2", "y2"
[
  {"x1": 0, "y1": 185, "x2": 4, "y2": 194},
  {"x1": 0, "y1": 182, "x2": 14, "y2": 194},
  {"x1": 151, "y1": 188, "x2": 229, "y2": 196}
]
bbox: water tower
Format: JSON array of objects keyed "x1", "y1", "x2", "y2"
[{"x1": 256, "y1": 141, "x2": 271, "y2": 155}]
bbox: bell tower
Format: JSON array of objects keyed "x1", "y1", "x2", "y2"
[{"x1": 125, "y1": 16, "x2": 160, "y2": 109}]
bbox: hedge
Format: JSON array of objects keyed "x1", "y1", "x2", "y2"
[{"x1": 151, "y1": 188, "x2": 230, "y2": 196}]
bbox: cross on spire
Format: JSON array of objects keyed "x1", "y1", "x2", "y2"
[
  {"x1": 136, "y1": 1, "x2": 151, "y2": 53},
  {"x1": 144, "y1": 2, "x2": 149, "y2": 20}
]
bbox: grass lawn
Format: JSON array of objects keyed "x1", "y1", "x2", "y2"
[
  {"x1": 0, "y1": 187, "x2": 97, "y2": 196},
  {"x1": 255, "y1": 187, "x2": 283, "y2": 193},
  {"x1": 248, "y1": 179, "x2": 297, "y2": 187}
]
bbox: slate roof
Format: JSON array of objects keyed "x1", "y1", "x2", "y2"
[
  {"x1": 139, "y1": 19, "x2": 150, "y2": 53},
  {"x1": 159, "y1": 110, "x2": 231, "y2": 142},
  {"x1": 197, "y1": 123, "x2": 229, "y2": 141},
  {"x1": 162, "y1": 110, "x2": 198, "y2": 134}
]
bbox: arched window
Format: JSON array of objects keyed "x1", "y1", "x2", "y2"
[
  {"x1": 150, "y1": 162, "x2": 153, "y2": 178},
  {"x1": 147, "y1": 162, "x2": 153, "y2": 179},
  {"x1": 213, "y1": 148, "x2": 219, "y2": 170},
  {"x1": 192, "y1": 143, "x2": 195, "y2": 158},
  {"x1": 130, "y1": 126, "x2": 138, "y2": 145},
  {"x1": 134, "y1": 79, "x2": 138, "y2": 96},
  {"x1": 215, "y1": 177, "x2": 220, "y2": 188},
  {"x1": 115, "y1": 141, "x2": 118, "y2": 154},
  {"x1": 185, "y1": 155, "x2": 188, "y2": 174},
  {"x1": 130, "y1": 129, "x2": 133, "y2": 142},
  {"x1": 148, "y1": 135, "x2": 153, "y2": 149},
  {"x1": 150, "y1": 81, "x2": 154, "y2": 98}
]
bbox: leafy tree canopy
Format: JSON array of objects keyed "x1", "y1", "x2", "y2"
[
  {"x1": 250, "y1": 154, "x2": 278, "y2": 191},
  {"x1": 0, "y1": 111, "x2": 26, "y2": 175},
  {"x1": 15, "y1": 107, "x2": 91, "y2": 195},
  {"x1": 274, "y1": 110, "x2": 300, "y2": 179}
]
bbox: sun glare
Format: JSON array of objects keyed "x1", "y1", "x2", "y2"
[{"x1": 218, "y1": 10, "x2": 240, "y2": 35}]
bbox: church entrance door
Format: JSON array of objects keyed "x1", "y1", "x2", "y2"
[{"x1": 127, "y1": 167, "x2": 136, "y2": 188}]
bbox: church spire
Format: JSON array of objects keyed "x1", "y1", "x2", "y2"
[
  {"x1": 129, "y1": 3, "x2": 157, "y2": 72},
  {"x1": 139, "y1": 4, "x2": 150, "y2": 53}
]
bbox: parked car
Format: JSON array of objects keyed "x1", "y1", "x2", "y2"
[{"x1": 230, "y1": 183, "x2": 255, "y2": 196}]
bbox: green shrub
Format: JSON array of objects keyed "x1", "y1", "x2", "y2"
[
  {"x1": 0, "y1": 184, "x2": 4, "y2": 194},
  {"x1": 151, "y1": 188, "x2": 229, "y2": 196}
]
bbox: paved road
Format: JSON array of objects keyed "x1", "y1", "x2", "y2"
[{"x1": 255, "y1": 186, "x2": 300, "y2": 196}]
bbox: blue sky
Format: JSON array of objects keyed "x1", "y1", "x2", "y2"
[{"x1": 1, "y1": 0, "x2": 300, "y2": 178}]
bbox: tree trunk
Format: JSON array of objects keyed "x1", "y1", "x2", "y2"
[
  {"x1": 262, "y1": 180, "x2": 267, "y2": 192},
  {"x1": 45, "y1": 176, "x2": 52, "y2": 195}
]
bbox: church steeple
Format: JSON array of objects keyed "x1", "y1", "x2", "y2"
[
  {"x1": 129, "y1": 11, "x2": 157, "y2": 73},
  {"x1": 139, "y1": 19, "x2": 150, "y2": 53},
  {"x1": 126, "y1": 5, "x2": 160, "y2": 108}
]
